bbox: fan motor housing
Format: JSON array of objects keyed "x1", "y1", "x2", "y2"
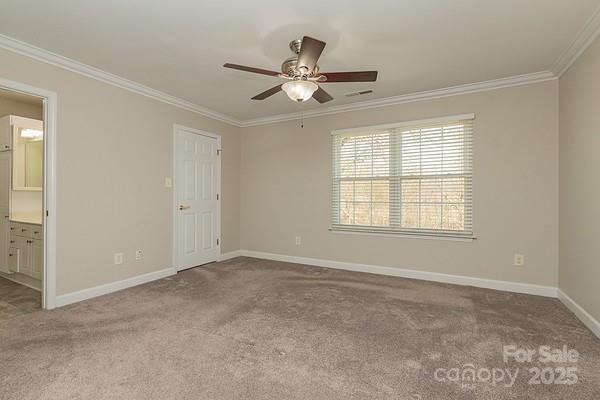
[{"x1": 282, "y1": 39, "x2": 319, "y2": 77}]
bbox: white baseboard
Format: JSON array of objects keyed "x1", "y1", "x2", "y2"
[
  {"x1": 219, "y1": 250, "x2": 243, "y2": 261},
  {"x1": 55, "y1": 267, "x2": 175, "y2": 307},
  {"x1": 558, "y1": 289, "x2": 600, "y2": 338},
  {"x1": 239, "y1": 250, "x2": 558, "y2": 298}
]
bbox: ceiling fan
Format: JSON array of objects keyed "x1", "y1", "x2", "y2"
[{"x1": 223, "y1": 36, "x2": 378, "y2": 104}]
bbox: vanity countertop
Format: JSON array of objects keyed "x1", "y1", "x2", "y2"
[{"x1": 10, "y1": 213, "x2": 43, "y2": 225}]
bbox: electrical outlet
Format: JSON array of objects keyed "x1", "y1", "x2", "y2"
[
  {"x1": 295, "y1": 236, "x2": 302, "y2": 246},
  {"x1": 114, "y1": 252, "x2": 123, "y2": 265},
  {"x1": 513, "y1": 254, "x2": 525, "y2": 267},
  {"x1": 165, "y1": 177, "x2": 172, "y2": 188},
  {"x1": 135, "y1": 250, "x2": 143, "y2": 261}
]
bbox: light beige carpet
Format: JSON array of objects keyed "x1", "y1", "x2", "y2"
[{"x1": 1, "y1": 257, "x2": 598, "y2": 399}]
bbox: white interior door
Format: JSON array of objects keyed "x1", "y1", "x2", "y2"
[{"x1": 175, "y1": 128, "x2": 219, "y2": 271}]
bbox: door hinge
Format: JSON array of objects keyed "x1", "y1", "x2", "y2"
[
  {"x1": 216, "y1": 149, "x2": 222, "y2": 156},
  {"x1": 46, "y1": 210, "x2": 49, "y2": 217},
  {"x1": 216, "y1": 238, "x2": 220, "y2": 246},
  {"x1": 216, "y1": 193, "x2": 219, "y2": 200}
]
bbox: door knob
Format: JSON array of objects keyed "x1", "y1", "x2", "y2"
[{"x1": 179, "y1": 205, "x2": 191, "y2": 210}]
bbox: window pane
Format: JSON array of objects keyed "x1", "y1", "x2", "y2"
[
  {"x1": 372, "y1": 180, "x2": 389, "y2": 202},
  {"x1": 340, "y1": 181, "x2": 354, "y2": 203},
  {"x1": 401, "y1": 203, "x2": 419, "y2": 228},
  {"x1": 420, "y1": 127, "x2": 442, "y2": 175},
  {"x1": 442, "y1": 177, "x2": 464, "y2": 203},
  {"x1": 401, "y1": 130, "x2": 421, "y2": 175},
  {"x1": 401, "y1": 180, "x2": 419, "y2": 203},
  {"x1": 354, "y1": 181, "x2": 371, "y2": 202},
  {"x1": 340, "y1": 201, "x2": 353, "y2": 225},
  {"x1": 442, "y1": 204, "x2": 464, "y2": 231},
  {"x1": 420, "y1": 178, "x2": 441, "y2": 203},
  {"x1": 372, "y1": 203, "x2": 389, "y2": 226},
  {"x1": 372, "y1": 134, "x2": 390, "y2": 177},
  {"x1": 355, "y1": 136, "x2": 373, "y2": 177},
  {"x1": 420, "y1": 204, "x2": 441, "y2": 229},
  {"x1": 354, "y1": 203, "x2": 371, "y2": 225}
]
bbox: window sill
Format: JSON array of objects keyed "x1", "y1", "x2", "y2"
[{"x1": 328, "y1": 227, "x2": 476, "y2": 242}]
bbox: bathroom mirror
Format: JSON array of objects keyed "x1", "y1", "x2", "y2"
[{"x1": 12, "y1": 117, "x2": 43, "y2": 191}]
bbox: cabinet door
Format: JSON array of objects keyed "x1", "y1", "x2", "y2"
[
  {"x1": 13, "y1": 236, "x2": 31, "y2": 276},
  {"x1": 0, "y1": 215, "x2": 9, "y2": 273},
  {"x1": 30, "y1": 239, "x2": 43, "y2": 280},
  {"x1": 8, "y1": 247, "x2": 19, "y2": 272}
]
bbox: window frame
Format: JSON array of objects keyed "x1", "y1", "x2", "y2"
[{"x1": 330, "y1": 114, "x2": 475, "y2": 240}]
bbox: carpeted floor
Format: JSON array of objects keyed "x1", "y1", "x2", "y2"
[
  {"x1": 0, "y1": 276, "x2": 41, "y2": 321},
  {"x1": 0, "y1": 257, "x2": 598, "y2": 399}
]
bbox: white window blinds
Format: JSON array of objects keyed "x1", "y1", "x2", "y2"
[{"x1": 331, "y1": 115, "x2": 474, "y2": 238}]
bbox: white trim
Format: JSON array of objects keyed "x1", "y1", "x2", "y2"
[
  {"x1": 172, "y1": 125, "x2": 221, "y2": 272},
  {"x1": 0, "y1": 77, "x2": 58, "y2": 310},
  {"x1": 0, "y1": 34, "x2": 242, "y2": 127},
  {"x1": 219, "y1": 250, "x2": 243, "y2": 261},
  {"x1": 551, "y1": 3, "x2": 600, "y2": 77},
  {"x1": 55, "y1": 267, "x2": 175, "y2": 307},
  {"x1": 0, "y1": 33, "x2": 558, "y2": 128},
  {"x1": 240, "y1": 72, "x2": 556, "y2": 127},
  {"x1": 557, "y1": 289, "x2": 600, "y2": 339},
  {"x1": 329, "y1": 228, "x2": 475, "y2": 242},
  {"x1": 238, "y1": 250, "x2": 557, "y2": 297},
  {"x1": 331, "y1": 113, "x2": 476, "y2": 136}
]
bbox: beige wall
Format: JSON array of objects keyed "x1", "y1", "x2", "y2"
[
  {"x1": 0, "y1": 45, "x2": 564, "y2": 299},
  {"x1": 559, "y1": 36, "x2": 600, "y2": 321},
  {"x1": 0, "y1": 95, "x2": 43, "y2": 120},
  {"x1": 241, "y1": 81, "x2": 559, "y2": 287},
  {"x1": 0, "y1": 97, "x2": 45, "y2": 220},
  {"x1": 0, "y1": 48, "x2": 241, "y2": 295}
]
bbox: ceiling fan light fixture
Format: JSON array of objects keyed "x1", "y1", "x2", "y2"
[{"x1": 282, "y1": 80, "x2": 318, "y2": 102}]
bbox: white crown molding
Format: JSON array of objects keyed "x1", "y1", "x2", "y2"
[
  {"x1": 240, "y1": 71, "x2": 556, "y2": 127},
  {"x1": 0, "y1": 33, "x2": 559, "y2": 129},
  {"x1": 551, "y1": 3, "x2": 600, "y2": 77},
  {"x1": 0, "y1": 34, "x2": 243, "y2": 127}
]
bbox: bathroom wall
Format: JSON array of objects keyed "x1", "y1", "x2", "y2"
[{"x1": 0, "y1": 92, "x2": 44, "y2": 219}]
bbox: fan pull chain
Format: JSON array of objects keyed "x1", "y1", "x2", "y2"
[{"x1": 301, "y1": 110, "x2": 304, "y2": 128}]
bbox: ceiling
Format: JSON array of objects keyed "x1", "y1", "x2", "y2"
[{"x1": 0, "y1": 0, "x2": 598, "y2": 122}]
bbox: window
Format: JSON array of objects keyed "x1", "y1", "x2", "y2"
[{"x1": 331, "y1": 115, "x2": 474, "y2": 238}]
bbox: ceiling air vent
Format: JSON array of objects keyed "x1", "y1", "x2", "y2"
[{"x1": 345, "y1": 89, "x2": 373, "y2": 97}]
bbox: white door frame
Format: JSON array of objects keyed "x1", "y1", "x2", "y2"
[
  {"x1": 172, "y1": 124, "x2": 221, "y2": 271},
  {"x1": 0, "y1": 77, "x2": 58, "y2": 310}
]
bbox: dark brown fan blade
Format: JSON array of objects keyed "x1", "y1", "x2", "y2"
[
  {"x1": 223, "y1": 63, "x2": 280, "y2": 77},
  {"x1": 312, "y1": 87, "x2": 333, "y2": 103},
  {"x1": 297, "y1": 36, "x2": 326, "y2": 74},
  {"x1": 319, "y1": 71, "x2": 378, "y2": 82},
  {"x1": 251, "y1": 84, "x2": 283, "y2": 100}
]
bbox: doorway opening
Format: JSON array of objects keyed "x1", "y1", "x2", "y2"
[{"x1": 0, "y1": 78, "x2": 57, "y2": 312}]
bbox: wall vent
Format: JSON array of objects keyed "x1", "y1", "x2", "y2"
[{"x1": 345, "y1": 89, "x2": 374, "y2": 97}]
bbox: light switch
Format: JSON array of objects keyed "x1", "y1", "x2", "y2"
[{"x1": 165, "y1": 177, "x2": 172, "y2": 188}]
